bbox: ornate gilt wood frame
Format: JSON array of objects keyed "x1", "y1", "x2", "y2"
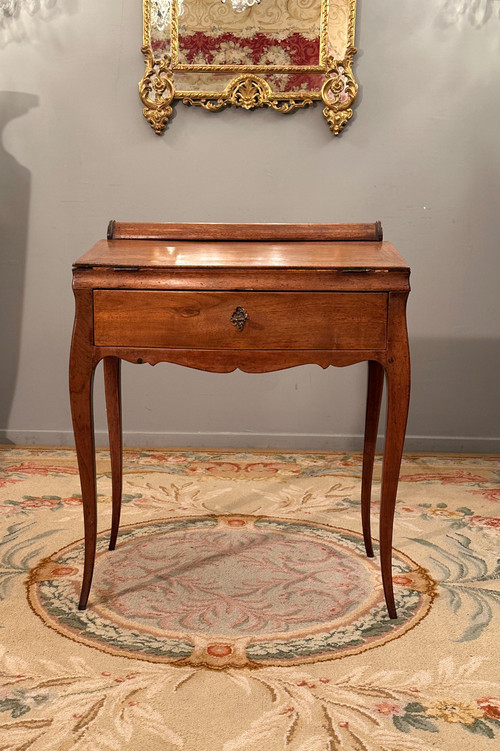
[{"x1": 139, "y1": 0, "x2": 358, "y2": 134}]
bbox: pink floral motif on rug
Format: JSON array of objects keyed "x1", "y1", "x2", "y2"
[
  {"x1": 1, "y1": 448, "x2": 499, "y2": 750},
  {"x1": 28, "y1": 515, "x2": 434, "y2": 668}
]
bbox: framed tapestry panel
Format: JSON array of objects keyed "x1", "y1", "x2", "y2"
[{"x1": 140, "y1": 0, "x2": 358, "y2": 134}]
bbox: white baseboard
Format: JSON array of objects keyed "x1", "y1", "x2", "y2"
[{"x1": 0, "y1": 429, "x2": 499, "y2": 454}]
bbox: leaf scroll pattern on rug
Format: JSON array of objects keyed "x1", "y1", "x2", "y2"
[
  {"x1": 408, "y1": 531, "x2": 500, "y2": 641},
  {"x1": 1, "y1": 652, "x2": 498, "y2": 750},
  {"x1": 0, "y1": 648, "x2": 187, "y2": 751},
  {"x1": 222, "y1": 658, "x2": 500, "y2": 750},
  {"x1": 0, "y1": 521, "x2": 58, "y2": 600},
  {"x1": 1, "y1": 447, "x2": 499, "y2": 749}
]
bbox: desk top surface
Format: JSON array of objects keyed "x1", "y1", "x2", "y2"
[{"x1": 74, "y1": 240, "x2": 409, "y2": 272}]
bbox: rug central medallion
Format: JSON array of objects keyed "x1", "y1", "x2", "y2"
[{"x1": 28, "y1": 516, "x2": 435, "y2": 668}]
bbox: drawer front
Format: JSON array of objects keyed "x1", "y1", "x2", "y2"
[{"x1": 93, "y1": 291, "x2": 388, "y2": 350}]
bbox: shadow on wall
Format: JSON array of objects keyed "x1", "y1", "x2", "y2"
[
  {"x1": 0, "y1": 91, "x2": 38, "y2": 443},
  {"x1": 406, "y1": 337, "x2": 500, "y2": 452}
]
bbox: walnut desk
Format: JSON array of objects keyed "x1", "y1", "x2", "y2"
[{"x1": 70, "y1": 221, "x2": 411, "y2": 618}]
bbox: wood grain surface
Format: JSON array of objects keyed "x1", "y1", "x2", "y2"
[
  {"x1": 74, "y1": 240, "x2": 408, "y2": 271},
  {"x1": 73, "y1": 267, "x2": 410, "y2": 293},
  {"x1": 107, "y1": 221, "x2": 383, "y2": 242},
  {"x1": 93, "y1": 291, "x2": 388, "y2": 351}
]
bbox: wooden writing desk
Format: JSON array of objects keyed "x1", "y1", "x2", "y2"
[{"x1": 70, "y1": 221, "x2": 410, "y2": 618}]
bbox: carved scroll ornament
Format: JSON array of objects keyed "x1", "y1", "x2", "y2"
[{"x1": 140, "y1": 0, "x2": 358, "y2": 134}]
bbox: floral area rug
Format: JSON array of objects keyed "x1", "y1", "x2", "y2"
[{"x1": 0, "y1": 446, "x2": 499, "y2": 751}]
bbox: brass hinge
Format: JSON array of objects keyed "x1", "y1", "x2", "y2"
[{"x1": 340, "y1": 267, "x2": 371, "y2": 273}]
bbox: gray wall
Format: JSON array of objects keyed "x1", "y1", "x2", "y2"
[{"x1": 1, "y1": 1, "x2": 499, "y2": 452}]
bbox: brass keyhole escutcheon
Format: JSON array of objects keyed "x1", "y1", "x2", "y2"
[{"x1": 230, "y1": 306, "x2": 248, "y2": 332}]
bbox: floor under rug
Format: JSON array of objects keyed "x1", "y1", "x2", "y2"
[{"x1": 0, "y1": 447, "x2": 499, "y2": 750}]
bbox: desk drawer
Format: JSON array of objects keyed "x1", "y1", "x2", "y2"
[{"x1": 93, "y1": 291, "x2": 388, "y2": 350}]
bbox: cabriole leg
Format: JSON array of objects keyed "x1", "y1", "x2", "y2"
[
  {"x1": 361, "y1": 360, "x2": 384, "y2": 557},
  {"x1": 379, "y1": 356, "x2": 411, "y2": 619},
  {"x1": 69, "y1": 352, "x2": 98, "y2": 611},
  {"x1": 104, "y1": 357, "x2": 123, "y2": 551}
]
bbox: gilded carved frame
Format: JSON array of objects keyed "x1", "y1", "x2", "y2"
[{"x1": 139, "y1": 0, "x2": 358, "y2": 134}]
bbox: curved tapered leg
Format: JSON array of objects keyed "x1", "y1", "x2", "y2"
[
  {"x1": 361, "y1": 360, "x2": 384, "y2": 557},
  {"x1": 69, "y1": 351, "x2": 98, "y2": 611},
  {"x1": 69, "y1": 286, "x2": 100, "y2": 611},
  {"x1": 104, "y1": 357, "x2": 122, "y2": 551},
  {"x1": 380, "y1": 329, "x2": 411, "y2": 618}
]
